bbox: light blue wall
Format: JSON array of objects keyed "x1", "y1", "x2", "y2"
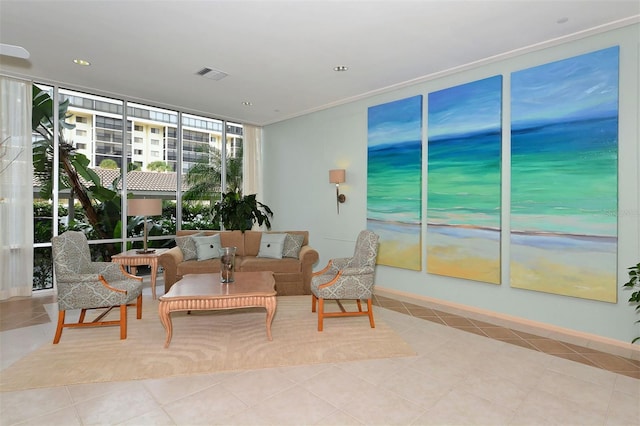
[{"x1": 263, "y1": 24, "x2": 640, "y2": 343}]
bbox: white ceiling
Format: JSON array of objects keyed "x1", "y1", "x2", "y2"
[{"x1": 1, "y1": 1, "x2": 638, "y2": 126}]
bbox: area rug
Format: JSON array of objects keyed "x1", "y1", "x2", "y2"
[{"x1": 0, "y1": 296, "x2": 415, "y2": 391}]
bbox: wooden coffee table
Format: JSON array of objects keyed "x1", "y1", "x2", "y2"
[{"x1": 158, "y1": 271, "x2": 277, "y2": 348}]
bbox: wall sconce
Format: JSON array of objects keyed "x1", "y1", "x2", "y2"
[
  {"x1": 127, "y1": 198, "x2": 162, "y2": 253},
  {"x1": 329, "y1": 169, "x2": 346, "y2": 214}
]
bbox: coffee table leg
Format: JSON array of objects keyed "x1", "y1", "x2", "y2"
[
  {"x1": 265, "y1": 296, "x2": 276, "y2": 341},
  {"x1": 158, "y1": 302, "x2": 173, "y2": 348}
]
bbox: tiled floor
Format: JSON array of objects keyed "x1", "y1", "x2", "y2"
[
  {"x1": 1, "y1": 283, "x2": 639, "y2": 425},
  {"x1": 371, "y1": 295, "x2": 640, "y2": 380}
]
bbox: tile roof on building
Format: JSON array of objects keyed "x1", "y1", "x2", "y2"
[{"x1": 34, "y1": 167, "x2": 201, "y2": 196}]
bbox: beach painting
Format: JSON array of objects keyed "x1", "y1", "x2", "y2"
[
  {"x1": 426, "y1": 76, "x2": 503, "y2": 284},
  {"x1": 510, "y1": 46, "x2": 619, "y2": 302},
  {"x1": 367, "y1": 95, "x2": 423, "y2": 270}
]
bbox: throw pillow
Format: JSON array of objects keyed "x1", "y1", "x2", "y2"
[
  {"x1": 193, "y1": 234, "x2": 222, "y2": 261},
  {"x1": 282, "y1": 233, "x2": 304, "y2": 259},
  {"x1": 257, "y1": 233, "x2": 287, "y2": 259},
  {"x1": 175, "y1": 232, "x2": 203, "y2": 261}
]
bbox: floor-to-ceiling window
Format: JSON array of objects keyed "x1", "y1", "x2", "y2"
[
  {"x1": 180, "y1": 113, "x2": 244, "y2": 230},
  {"x1": 32, "y1": 84, "x2": 55, "y2": 290},
  {"x1": 30, "y1": 85, "x2": 243, "y2": 291},
  {"x1": 125, "y1": 102, "x2": 178, "y2": 252}
]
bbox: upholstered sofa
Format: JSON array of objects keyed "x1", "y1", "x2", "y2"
[{"x1": 158, "y1": 230, "x2": 319, "y2": 296}]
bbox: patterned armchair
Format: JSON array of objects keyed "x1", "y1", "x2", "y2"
[
  {"x1": 311, "y1": 230, "x2": 379, "y2": 331},
  {"x1": 51, "y1": 231, "x2": 143, "y2": 344}
]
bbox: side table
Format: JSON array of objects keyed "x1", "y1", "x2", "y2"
[{"x1": 112, "y1": 248, "x2": 168, "y2": 299}]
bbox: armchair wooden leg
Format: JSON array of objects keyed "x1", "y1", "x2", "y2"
[
  {"x1": 53, "y1": 311, "x2": 65, "y2": 344},
  {"x1": 317, "y1": 298, "x2": 324, "y2": 332},
  {"x1": 356, "y1": 299, "x2": 363, "y2": 312},
  {"x1": 120, "y1": 305, "x2": 127, "y2": 340},
  {"x1": 311, "y1": 294, "x2": 317, "y2": 313},
  {"x1": 136, "y1": 294, "x2": 143, "y2": 320},
  {"x1": 79, "y1": 308, "x2": 87, "y2": 323},
  {"x1": 367, "y1": 298, "x2": 375, "y2": 328}
]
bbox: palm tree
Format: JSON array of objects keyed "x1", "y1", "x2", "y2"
[
  {"x1": 32, "y1": 85, "x2": 123, "y2": 258},
  {"x1": 183, "y1": 144, "x2": 243, "y2": 202}
]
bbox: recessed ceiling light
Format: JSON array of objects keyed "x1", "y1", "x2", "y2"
[
  {"x1": 557, "y1": 17, "x2": 569, "y2": 24},
  {"x1": 73, "y1": 59, "x2": 91, "y2": 66},
  {"x1": 242, "y1": 101, "x2": 252, "y2": 106},
  {"x1": 333, "y1": 66, "x2": 348, "y2": 72}
]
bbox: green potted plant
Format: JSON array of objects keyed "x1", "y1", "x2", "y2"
[
  {"x1": 213, "y1": 190, "x2": 273, "y2": 232},
  {"x1": 623, "y1": 261, "x2": 640, "y2": 343}
]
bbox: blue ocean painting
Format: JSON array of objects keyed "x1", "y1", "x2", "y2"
[
  {"x1": 367, "y1": 95, "x2": 422, "y2": 270},
  {"x1": 427, "y1": 76, "x2": 502, "y2": 284},
  {"x1": 510, "y1": 46, "x2": 619, "y2": 302}
]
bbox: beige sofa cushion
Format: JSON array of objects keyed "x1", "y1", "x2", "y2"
[
  {"x1": 244, "y1": 231, "x2": 309, "y2": 257},
  {"x1": 176, "y1": 230, "x2": 245, "y2": 256},
  {"x1": 244, "y1": 231, "x2": 262, "y2": 256},
  {"x1": 239, "y1": 256, "x2": 302, "y2": 273},
  {"x1": 177, "y1": 258, "x2": 221, "y2": 276},
  {"x1": 220, "y1": 231, "x2": 245, "y2": 256}
]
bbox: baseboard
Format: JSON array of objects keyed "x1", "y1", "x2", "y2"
[{"x1": 375, "y1": 286, "x2": 640, "y2": 361}]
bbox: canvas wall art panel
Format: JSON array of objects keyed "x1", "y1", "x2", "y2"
[
  {"x1": 510, "y1": 46, "x2": 619, "y2": 302},
  {"x1": 367, "y1": 95, "x2": 422, "y2": 270},
  {"x1": 426, "y1": 76, "x2": 503, "y2": 284}
]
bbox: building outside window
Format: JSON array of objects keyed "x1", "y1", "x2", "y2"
[{"x1": 32, "y1": 86, "x2": 243, "y2": 291}]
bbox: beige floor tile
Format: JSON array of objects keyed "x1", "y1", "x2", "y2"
[
  {"x1": 338, "y1": 385, "x2": 425, "y2": 425},
  {"x1": 74, "y1": 382, "x2": 160, "y2": 425},
  {"x1": 162, "y1": 383, "x2": 249, "y2": 425},
  {"x1": 275, "y1": 362, "x2": 333, "y2": 383},
  {"x1": 335, "y1": 357, "x2": 405, "y2": 386},
  {"x1": 67, "y1": 380, "x2": 152, "y2": 404},
  {"x1": 406, "y1": 354, "x2": 469, "y2": 386},
  {"x1": 613, "y1": 373, "x2": 640, "y2": 397},
  {"x1": 142, "y1": 372, "x2": 236, "y2": 405},
  {"x1": 427, "y1": 338, "x2": 498, "y2": 368},
  {"x1": 314, "y1": 409, "x2": 364, "y2": 425},
  {"x1": 458, "y1": 370, "x2": 531, "y2": 410},
  {"x1": 605, "y1": 390, "x2": 640, "y2": 426},
  {"x1": 16, "y1": 406, "x2": 81, "y2": 426},
  {"x1": 516, "y1": 388, "x2": 607, "y2": 425},
  {"x1": 396, "y1": 327, "x2": 453, "y2": 354},
  {"x1": 474, "y1": 350, "x2": 547, "y2": 386},
  {"x1": 219, "y1": 368, "x2": 296, "y2": 407},
  {"x1": 378, "y1": 366, "x2": 451, "y2": 409},
  {"x1": 117, "y1": 407, "x2": 176, "y2": 426},
  {"x1": 536, "y1": 369, "x2": 614, "y2": 417},
  {"x1": 231, "y1": 385, "x2": 338, "y2": 426},
  {"x1": 413, "y1": 388, "x2": 515, "y2": 426},
  {"x1": 299, "y1": 364, "x2": 373, "y2": 408},
  {"x1": 0, "y1": 387, "x2": 74, "y2": 426}
]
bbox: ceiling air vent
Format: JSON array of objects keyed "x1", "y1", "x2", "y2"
[{"x1": 196, "y1": 67, "x2": 228, "y2": 81}]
